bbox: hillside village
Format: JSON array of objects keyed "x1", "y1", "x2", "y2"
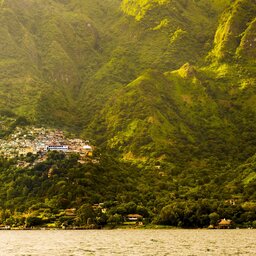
[{"x1": 0, "y1": 126, "x2": 94, "y2": 162}]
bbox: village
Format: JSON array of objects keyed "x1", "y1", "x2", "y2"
[{"x1": 0, "y1": 126, "x2": 94, "y2": 164}]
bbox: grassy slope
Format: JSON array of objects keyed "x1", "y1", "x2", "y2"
[
  {"x1": 84, "y1": 0, "x2": 256, "y2": 169},
  {"x1": 0, "y1": 0, "x2": 120, "y2": 128},
  {"x1": 0, "y1": 0, "x2": 230, "y2": 128},
  {"x1": 78, "y1": 0, "x2": 230, "y2": 126}
]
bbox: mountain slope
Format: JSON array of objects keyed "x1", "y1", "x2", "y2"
[
  {"x1": 82, "y1": 0, "x2": 256, "y2": 167},
  {"x1": 86, "y1": 62, "x2": 255, "y2": 166},
  {"x1": 0, "y1": 0, "x2": 255, "y2": 166},
  {"x1": 0, "y1": 0, "x2": 120, "y2": 127},
  {"x1": 211, "y1": 0, "x2": 256, "y2": 61},
  {"x1": 1, "y1": 0, "x2": 256, "y2": 228},
  {"x1": 0, "y1": 0, "x2": 233, "y2": 129}
]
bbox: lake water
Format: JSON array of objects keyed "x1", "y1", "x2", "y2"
[{"x1": 0, "y1": 229, "x2": 255, "y2": 256}]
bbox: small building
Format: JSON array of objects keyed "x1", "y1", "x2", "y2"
[
  {"x1": 16, "y1": 161, "x2": 30, "y2": 168},
  {"x1": 218, "y1": 218, "x2": 232, "y2": 229},
  {"x1": 82, "y1": 145, "x2": 93, "y2": 156},
  {"x1": 18, "y1": 147, "x2": 36, "y2": 156},
  {"x1": 46, "y1": 145, "x2": 69, "y2": 152},
  {"x1": 65, "y1": 208, "x2": 76, "y2": 217},
  {"x1": 83, "y1": 145, "x2": 93, "y2": 151},
  {"x1": 126, "y1": 214, "x2": 143, "y2": 222}
]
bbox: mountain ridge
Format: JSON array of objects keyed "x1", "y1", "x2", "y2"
[{"x1": 0, "y1": 0, "x2": 255, "y2": 166}]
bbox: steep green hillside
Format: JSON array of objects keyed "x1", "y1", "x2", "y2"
[
  {"x1": 87, "y1": 63, "x2": 256, "y2": 167},
  {"x1": 228, "y1": 153, "x2": 256, "y2": 200},
  {"x1": 0, "y1": 0, "x2": 255, "y2": 164},
  {"x1": 82, "y1": 0, "x2": 256, "y2": 167},
  {"x1": 0, "y1": 0, "x2": 121, "y2": 128},
  {"x1": 0, "y1": 0, "x2": 254, "y2": 164},
  {"x1": 90, "y1": 0, "x2": 230, "y2": 89},
  {"x1": 211, "y1": 0, "x2": 256, "y2": 61},
  {"x1": 0, "y1": 0, "x2": 233, "y2": 128},
  {"x1": 0, "y1": 0, "x2": 256, "y2": 228},
  {"x1": 87, "y1": 66, "x2": 220, "y2": 162}
]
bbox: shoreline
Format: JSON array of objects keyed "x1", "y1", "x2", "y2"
[{"x1": 0, "y1": 225, "x2": 253, "y2": 231}]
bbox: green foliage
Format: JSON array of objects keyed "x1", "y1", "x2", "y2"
[
  {"x1": 211, "y1": 0, "x2": 256, "y2": 60},
  {"x1": 209, "y1": 212, "x2": 220, "y2": 225},
  {"x1": 0, "y1": 0, "x2": 256, "y2": 228},
  {"x1": 0, "y1": 0, "x2": 231, "y2": 128}
]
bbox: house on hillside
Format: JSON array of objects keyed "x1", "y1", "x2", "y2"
[
  {"x1": 83, "y1": 145, "x2": 92, "y2": 151},
  {"x1": 65, "y1": 208, "x2": 76, "y2": 217},
  {"x1": 18, "y1": 146, "x2": 36, "y2": 156},
  {"x1": 46, "y1": 145, "x2": 69, "y2": 152},
  {"x1": 82, "y1": 145, "x2": 93, "y2": 156}
]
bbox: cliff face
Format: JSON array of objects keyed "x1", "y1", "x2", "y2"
[{"x1": 211, "y1": 0, "x2": 256, "y2": 60}]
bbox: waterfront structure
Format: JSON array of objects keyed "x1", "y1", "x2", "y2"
[{"x1": 218, "y1": 218, "x2": 232, "y2": 229}]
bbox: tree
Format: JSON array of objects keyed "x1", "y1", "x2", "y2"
[
  {"x1": 77, "y1": 204, "x2": 96, "y2": 225},
  {"x1": 209, "y1": 212, "x2": 220, "y2": 226},
  {"x1": 25, "y1": 216, "x2": 43, "y2": 227},
  {"x1": 107, "y1": 214, "x2": 123, "y2": 225}
]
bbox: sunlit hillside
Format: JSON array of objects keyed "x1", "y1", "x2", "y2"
[{"x1": 0, "y1": 0, "x2": 256, "y2": 228}]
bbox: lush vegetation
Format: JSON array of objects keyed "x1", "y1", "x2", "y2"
[
  {"x1": 0, "y1": 0, "x2": 255, "y2": 228},
  {"x1": 0, "y1": 149, "x2": 256, "y2": 229}
]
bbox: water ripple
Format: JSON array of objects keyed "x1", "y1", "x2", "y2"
[{"x1": 0, "y1": 229, "x2": 256, "y2": 256}]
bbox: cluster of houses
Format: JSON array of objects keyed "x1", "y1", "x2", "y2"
[{"x1": 0, "y1": 127, "x2": 93, "y2": 159}]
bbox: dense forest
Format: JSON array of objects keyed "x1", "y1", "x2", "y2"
[
  {"x1": 0, "y1": 0, "x2": 255, "y2": 228},
  {"x1": 0, "y1": 117, "x2": 256, "y2": 228},
  {"x1": 0, "y1": 142, "x2": 256, "y2": 228}
]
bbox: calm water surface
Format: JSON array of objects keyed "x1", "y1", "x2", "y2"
[{"x1": 0, "y1": 229, "x2": 255, "y2": 256}]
